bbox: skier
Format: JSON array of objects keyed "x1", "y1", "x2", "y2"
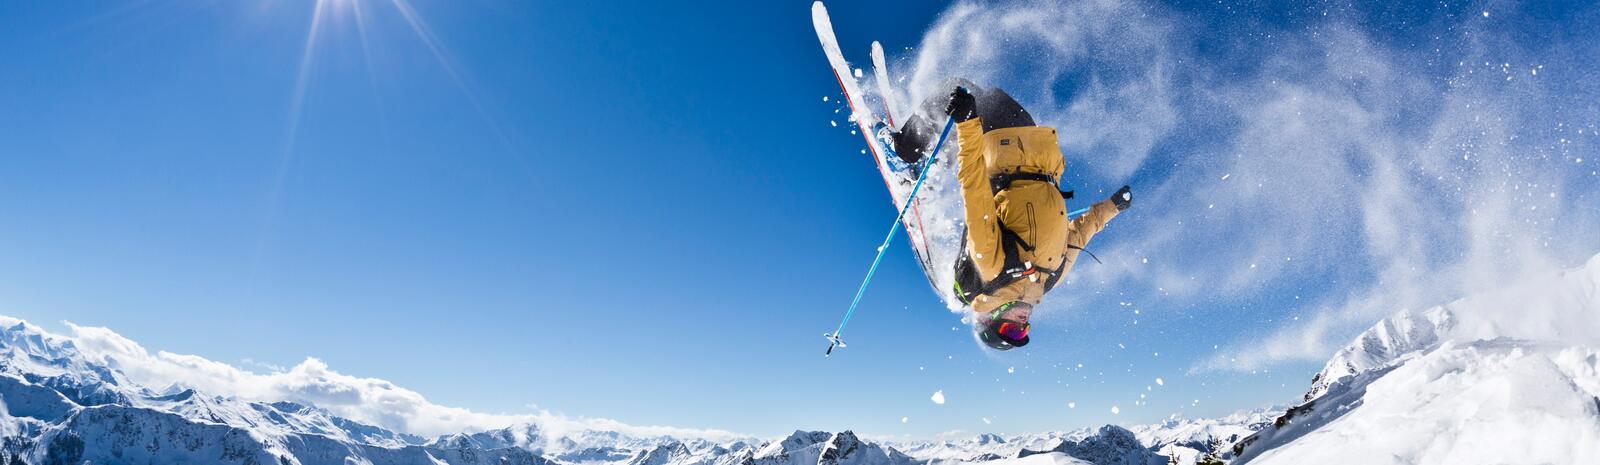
[{"x1": 894, "y1": 85, "x2": 1131, "y2": 351}]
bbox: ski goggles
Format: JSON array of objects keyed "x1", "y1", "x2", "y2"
[
  {"x1": 987, "y1": 302, "x2": 1031, "y2": 341},
  {"x1": 997, "y1": 321, "x2": 1030, "y2": 340}
]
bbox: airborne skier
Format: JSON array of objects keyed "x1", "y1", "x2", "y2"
[
  {"x1": 812, "y1": 1, "x2": 1131, "y2": 355},
  {"x1": 895, "y1": 85, "x2": 1132, "y2": 351}
]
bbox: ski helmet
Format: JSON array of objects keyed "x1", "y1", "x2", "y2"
[{"x1": 977, "y1": 301, "x2": 1031, "y2": 351}]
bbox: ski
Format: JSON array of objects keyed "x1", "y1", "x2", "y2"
[
  {"x1": 812, "y1": 1, "x2": 938, "y2": 282},
  {"x1": 868, "y1": 39, "x2": 937, "y2": 274},
  {"x1": 869, "y1": 41, "x2": 900, "y2": 127},
  {"x1": 814, "y1": 1, "x2": 951, "y2": 354}
]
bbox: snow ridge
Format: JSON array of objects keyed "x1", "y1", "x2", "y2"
[
  {"x1": 1229, "y1": 254, "x2": 1600, "y2": 464},
  {"x1": 1304, "y1": 306, "x2": 1454, "y2": 401}
]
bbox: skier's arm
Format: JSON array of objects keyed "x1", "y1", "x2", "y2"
[
  {"x1": 1070, "y1": 199, "x2": 1120, "y2": 239},
  {"x1": 1055, "y1": 199, "x2": 1122, "y2": 281},
  {"x1": 956, "y1": 118, "x2": 1005, "y2": 281}
]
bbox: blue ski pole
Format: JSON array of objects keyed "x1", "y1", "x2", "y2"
[{"x1": 826, "y1": 115, "x2": 957, "y2": 356}]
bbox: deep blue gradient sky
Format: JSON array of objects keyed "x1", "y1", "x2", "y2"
[{"x1": 3, "y1": 0, "x2": 1598, "y2": 439}]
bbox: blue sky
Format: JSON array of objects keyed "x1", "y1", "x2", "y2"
[{"x1": 2, "y1": 0, "x2": 1598, "y2": 439}]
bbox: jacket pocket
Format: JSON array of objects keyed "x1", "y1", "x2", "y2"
[
  {"x1": 985, "y1": 135, "x2": 1030, "y2": 176},
  {"x1": 996, "y1": 182, "x2": 1068, "y2": 270}
]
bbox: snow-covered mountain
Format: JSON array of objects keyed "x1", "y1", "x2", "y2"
[
  {"x1": 1126, "y1": 408, "x2": 1278, "y2": 463},
  {"x1": 881, "y1": 409, "x2": 1278, "y2": 465},
  {"x1": 0, "y1": 318, "x2": 556, "y2": 464},
  {"x1": 0, "y1": 316, "x2": 1232, "y2": 465},
  {"x1": 7, "y1": 254, "x2": 1599, "y2": 464},
  {"x1": 1014, "y1": 426, "x2": 1165, "y2": 465},
  {"x1": 1227, "y1": 254, "x2": 1600, "y2": 464},
  {"x1": 890, "y1": 431, "x2": 1087, "y2": 462}
]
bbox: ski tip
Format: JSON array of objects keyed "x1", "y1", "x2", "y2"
[{"x1": 811, "y1": 2, "x2": 833, "y2": 41}]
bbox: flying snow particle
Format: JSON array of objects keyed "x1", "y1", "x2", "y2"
[
  {"x1": 1142, "y1": 258, "x2": 1148, "y2": 264},
  {"x1": 1482, "y1": 11, "x2": 1489, "y2": 17},
  {"x1": 1111, "y1": 406, "x2": 1120, "y2": 415},
  {"x1": 1007, "y1": 367, "x2": 1015, "y2": 374},
  {"x1": 981, "y1": 417, "x2": 992, "y2": 425},
  {"x1": 1118, "y1": 343, "x2": 1126, "y2": 349},
  {"x1": 1220, "y1": 174, "x2": 1230, "y2": 181},
  {"x1": 901, "y1": 417, "x2": 908, "y2": 423},
  {"x1": 931, "y1": 390, "x2": 946, "y2": 405},
  {"x1": 1067, "y1": 402, "x2": 1077, "y2": 409},
  {"x1": 831, "y1": 121, "x2": 837, "y2": 127},
  {"x1": 853, "y1": 68, "x2": 863, "y2": 78},
  {"x1": 823, "y1": 96, "x2": 829, "y2": 102},
  {"x1": 1156, "y1": 377, "x2": 1165, "y2": 386}
]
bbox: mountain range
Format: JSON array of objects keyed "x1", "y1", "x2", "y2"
[{"x1": 4, "y1": 254, "x2": 1598, "y2": 464}]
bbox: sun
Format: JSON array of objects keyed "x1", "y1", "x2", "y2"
[{"x1": 259, "y1": 0, "x2": 507, "y2": 262}]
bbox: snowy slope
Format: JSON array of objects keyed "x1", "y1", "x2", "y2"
[
  {"x1": 1229, "y1": 254, "x2": 1600, "y2": 464},
  {"x1": 1302, "y1": 307, "x2": 1453, "y2": 401},
  {"x1": 1242, "y1": 340, "x2": 1600, "y2": 464}
]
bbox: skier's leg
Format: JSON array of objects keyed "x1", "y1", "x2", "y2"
[
  {"x1": 978, "y1": 87, "x2": 1036, "y2": 132},
  {"x1": 892, "y1": 114, "x2": 936, "y2": 165},
  {"x1": 1057, "y1": 200, "x2": 1121, "y2": 278}
]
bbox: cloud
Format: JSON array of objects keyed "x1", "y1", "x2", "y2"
[
  {"x1": 53, "y1": 320, "x2": 745, "y2": 440},
  {"x1": 1182, "y1": 18, "x2": 1600, "y2": 371},
  {"x1": 889, "y1": 1, "x2": 1600, "y2": 368}
]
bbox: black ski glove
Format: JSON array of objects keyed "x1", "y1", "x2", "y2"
[
  {"x1": 1111, "y1": 185, "x2": 1132, "y2": 211},
  {"x1": 946, "y1": 87, "x2": 977, "y2": 123}
]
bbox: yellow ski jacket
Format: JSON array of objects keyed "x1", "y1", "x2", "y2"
[{"x1": 955, "y1": 118, "x2": 1120, "y2": 313}]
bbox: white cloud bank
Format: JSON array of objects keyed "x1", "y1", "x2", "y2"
[{"x1": 42, "y1": 318, "x2": 745, "y2": 440}]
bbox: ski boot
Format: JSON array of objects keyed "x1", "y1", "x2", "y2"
[{"x1": 874, "y1": 122, "x2": 919, "y2": 184}]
